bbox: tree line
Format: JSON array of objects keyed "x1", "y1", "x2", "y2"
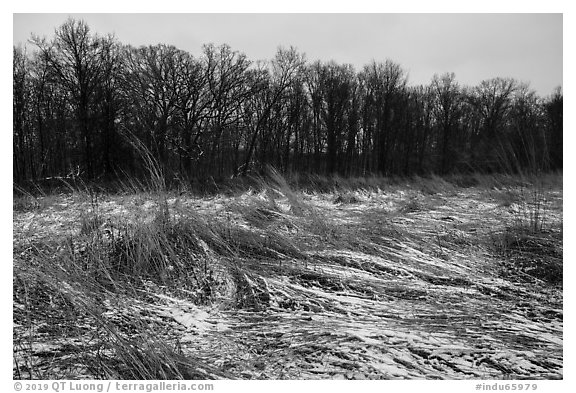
[{"x1": 13, "y1": 19, "x2": 563, "y2": 186}]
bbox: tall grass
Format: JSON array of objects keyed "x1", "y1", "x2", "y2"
[
  {"x1": 13, "y1": 132, "x2": 562, "y2": 379},
  {"x1": 13, "y1": 244, "x2": 229, "y2": 379},
  {"x1": 13, "y1": 144, "x2": 321, "y2": 379},
  {"x1": 486, "y1": 169, "x2": 562, "y2": 285},
  {"x1": 13, "y1": 134, "x2": 227, "y2": 379}
]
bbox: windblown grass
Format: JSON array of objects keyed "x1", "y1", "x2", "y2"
[{"x1": 13, "y1": 168, "x2": 563, "y2": 379}]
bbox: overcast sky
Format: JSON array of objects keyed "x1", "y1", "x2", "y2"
[{"x1": 13, "y1": 13, "x2": 562, "y2": 96}]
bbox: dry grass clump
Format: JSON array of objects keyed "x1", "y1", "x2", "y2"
[
  {"x1": 229, "y1": 190, "x2": 293, "y2": 230},
  {"x1": 446, "y1": 174, "x2": 481, "y2": 188},
  {"x1": 290, "y1": 172, "x2": 395, "y2": 194},
  {"x1": 262, "y1": 166, "x2": 309, "y2": 216},
  {"x1": 13, "y1": 195, "x2": 43, "y2": 212},
  {"x1": 13, "y1": 241, "x2": 227, "y2": 379},
  {"x1": 13, "y1": 183, "x2": 59, "y2": 212},
  {"x1": 333, "y1": 191, "x2": 361, "y2": 204},
  {"x1": 489, "y1": 173, "x2": 562, "y2": 286},
  {"x1": 398, "y1": 195, "x2": 426, "y2": 213},
  {"x1": 14, "y1": 155, "x2": 233, "y2": 379},
  {"x1": 13, "y1": 165, "x2": 317, "y2": 378},
  {"x1": 492, "y1": 226, "x2": 562, "y2": 285},
  {"x1": 413, "y1": 175, "x2": 456, "y2": 195},
  {"x1": 490, "y1": 188, "x2": 524, "y2": 208}
]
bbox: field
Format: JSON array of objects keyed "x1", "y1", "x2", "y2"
[{"x1": 13, "y1": 173, "x2": 563, "y2": 379}]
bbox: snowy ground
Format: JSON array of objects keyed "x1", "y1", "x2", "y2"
[{"x1": 13, "y1": 179, "x2": 563, "y2": 379}]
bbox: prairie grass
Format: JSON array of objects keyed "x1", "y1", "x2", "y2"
[
  {"x1": 13, "y1": 161, "x2": 316, "y2": 378},
  {"x1": 484, "y1": 171, "x2": 563, "y2": 286},
  {"x1": 333, "y1": 191, "x2": 361, "y2": 205},
  {"x1": 13, "y1": 165, "x2": 563, "y2": 379}
]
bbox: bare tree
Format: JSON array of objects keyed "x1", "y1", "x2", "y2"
[
  {"x1": 13, "y1": 46, "x2": 30, "y2": 182},
  {"x1": 544, "y1": 87, "x2": 562, "y2": 170},
  {"x1": 120, "y1": 44, "x2": 186, "y2": 168},
  {"x1": 32, "y1": 18, "x2": 108, "y2": 178},
  {"x1": 242, "y1": 47, "x2": 305, "y2": 175},
  {"x1": 431, "y1": 72, "x2": 462, "y2": 173},
  {"x1": 201, "y1": 44, "x2": 253, "y2": 176},
  {"x1": 173, "y1": 53, "x2": 211, "y2": 175},
  {"x1": 469, "y1": 77, "x2": 516, "y2": 170},
  {"x1": 360, "y1": 60, "x2": 407, "y2": 174}
]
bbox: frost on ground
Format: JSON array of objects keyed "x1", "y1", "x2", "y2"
[{"x1": 13, "y1": 179, "x2": 563, "y2": 379}]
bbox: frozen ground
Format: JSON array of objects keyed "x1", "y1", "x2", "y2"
[{"x1": 13, "y1": 179, "x2": 563, "y2": 379}]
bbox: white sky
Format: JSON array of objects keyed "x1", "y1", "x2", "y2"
[{"x1": 13, "y1": 13, "x2": 562, "y2": 96}]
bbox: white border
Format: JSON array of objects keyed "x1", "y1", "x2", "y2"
[{"x1": 4, "y1": 1, "x2": 572, "y2": 390}]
